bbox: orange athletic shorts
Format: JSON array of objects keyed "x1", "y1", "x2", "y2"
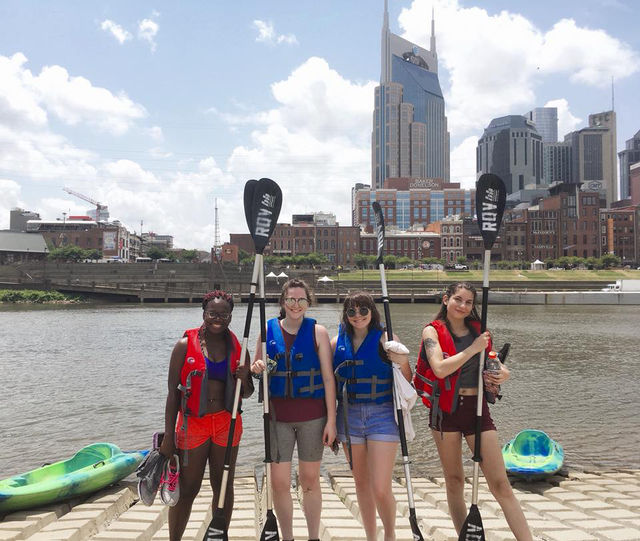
[{"x1": 175, "y1": 410, "x2": 243, "y2": 450}]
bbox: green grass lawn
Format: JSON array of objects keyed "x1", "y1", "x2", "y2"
[{"x1": 333, "y1": 269, "x2": 640, "y2": 282}]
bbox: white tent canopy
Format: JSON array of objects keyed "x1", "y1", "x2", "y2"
[
  {"x1": 318, "y1": 275, "x2": 334, "y2": 282},
  {"x1": 276, "y1": 271, "x2": 288, "y2": 278},
  {"x1": 265, "y1": 271, "x2": 277, "y2": 278},
  {"x1": 530, "y1": 259, "x2": 545, "y2": 270}
]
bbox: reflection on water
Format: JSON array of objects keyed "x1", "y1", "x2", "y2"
[{"x1": 1, "y1": 302, "x2": 638, "y2": 478}]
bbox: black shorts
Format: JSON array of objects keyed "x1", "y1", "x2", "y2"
[{"x1": 429, "y1": 394, "x2": 496, "y2": 436}]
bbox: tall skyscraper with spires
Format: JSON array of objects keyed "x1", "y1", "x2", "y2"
[{"x1": 371, "y1": 2, "x2": 449, "y2": 189}]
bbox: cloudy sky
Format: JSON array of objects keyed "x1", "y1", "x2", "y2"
[{"x1": 1, "y1": 0, "x2": 638, "y2": 249}]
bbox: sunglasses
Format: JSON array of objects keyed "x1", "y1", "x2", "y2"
[
  {"x1": 284, "y1": 297, "x2": 309, "y2": 308},
  {"x1": 204, "y1": 311, "x2": 231, "y2": 321},
  {"x1": 346, "y1": 306, "x2": 370, "y2": 318}
]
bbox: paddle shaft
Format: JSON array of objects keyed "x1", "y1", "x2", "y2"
[
  {"x1": 471, "y1": 249, "x2": 491, "y2": 505},
  {"x1": 258, "y1": 263, "x2": 275, "y2": 514},
  {"x1": 214, "y1": 256, "x2": 260, "y2": 512},
  {"x1": 379, "y1": 262, "x2": 423, "y2": 539}
]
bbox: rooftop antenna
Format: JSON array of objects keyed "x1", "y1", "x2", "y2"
[{"x1": 611, "y1": 75, "x2": 615, "y2": 111}]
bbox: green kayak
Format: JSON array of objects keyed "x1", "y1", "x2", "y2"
[
  {"x1": 0, "y1": 443, "x2": 147, "y2": 514},
  {"x1": 502, "y1": 429, "x2": 564, "y2": 480}
]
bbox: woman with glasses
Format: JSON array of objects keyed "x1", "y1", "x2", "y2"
[
  {"x1": 413, "y1": 282, "x2": 531, "y2": 540},
  {"x1": 331, "y1": 291, "x2": 412, "y2": 541},
  {"x1": 251, "y1": 278, "x2": 336, "y2": 541},
  {"x1": 159, "y1": 290, "x2": 253, "y2": 540}
]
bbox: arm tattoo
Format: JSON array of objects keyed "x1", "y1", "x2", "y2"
[{"x1": 423, "y1": 338, "x2": 437, "y2": 359}]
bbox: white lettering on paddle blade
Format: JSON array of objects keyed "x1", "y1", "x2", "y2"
[
  {"x1": 463, "y1": 522, "x2": 484, "y2": 540},
  {"x1": 262, "y1": 193, "x2": 276, "y2": 208},
  {"x1": 204, "y1": 525, "x2": 224, "y2": 540},
  {"x1": 255, "y1": 208, "x2": 273, "y2": 237}
]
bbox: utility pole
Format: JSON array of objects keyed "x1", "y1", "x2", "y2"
[
  {"x1": 60, "y1": 212, "x2": 67, "y2": 247},
  {"x1": 210, "y1": 197, "x2": 228, "y2": 291}
]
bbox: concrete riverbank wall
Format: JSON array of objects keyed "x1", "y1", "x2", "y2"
[{"x1": 1, "y1": 263, "x2": 639, "y2": 304}]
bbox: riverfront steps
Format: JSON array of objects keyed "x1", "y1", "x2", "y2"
[{"x1": 2, "y1": 469, "x2": 640, "y2": 540}]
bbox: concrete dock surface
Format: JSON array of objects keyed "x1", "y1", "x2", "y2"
[{"x1": 1, "y1": 468, "x2": 639, "y2": 540}]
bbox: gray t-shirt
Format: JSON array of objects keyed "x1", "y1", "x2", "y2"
[{"x1": 453, "y1": 333, "x2": 480, "y2": 388}]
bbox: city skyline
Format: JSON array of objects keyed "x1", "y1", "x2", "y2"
[{"x1": 1, "y1": 0, "x2": 638, "y2": 250}]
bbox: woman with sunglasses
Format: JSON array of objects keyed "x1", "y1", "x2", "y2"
[
  {"x1": 331, "y1": 292, "x2": 412, "y2": 541},
  {"x1": 414, "y1": 282, "x2": 531, "y2": 540},
  {"x1": 251, "y1": 278, "x2": 336, "y2": 541},
  {"x1": 158, "y1": 290, "x2": 253, "y2": 540}
]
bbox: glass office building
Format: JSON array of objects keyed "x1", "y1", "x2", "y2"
[{"x1": 372, "y1": 2, "x2": 449, "y2": 188}]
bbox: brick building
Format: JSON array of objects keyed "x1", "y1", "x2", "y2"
[
  {"x1": 25, "y1": 218, "x2": 131, "y2": 260},
  {"x1": 230, "y1": 214, "x2": 360, "y2": 267},
  {"x1": 600, "y1": 205, "x2": 639, "y2": 265}
]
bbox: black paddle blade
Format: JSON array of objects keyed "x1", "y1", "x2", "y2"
[
  {"x1": 259, "y1": 509, "x2": 279, "y2": 541},
  {"x1": 202, "y1": 512, "x2": 228, "y2": 541},
  {"x1": 248, "y1": 178, "x2": 282, "y2": 254},
  {"x1": 372, "y1": 201, "x2": 385, "y2": 265},
  {"x1": 459, "y1": 503, "x2": 485, "y2": 541},
  {"x1": 243, "y1": 179, "x2": 259, "y2": 233},
  {"x1": 475, "y1": 174, "x2": 506, "y2": 250},
  {"x1": 409, "y1": 510, "x2": 424, "y2": 540}
]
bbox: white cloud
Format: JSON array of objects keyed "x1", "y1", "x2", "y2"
[
  {"x1": 31, "y1": 65, "x2": 146, "y2": 134},
  {"x1": 223, "y1": 57, "x2": 375, "y2": 225},
  {"x1": 100, "y1": 20, "x2": 132, "y2": 44},
  {"x1": 539, "y1": 19, "x2": 638, "y2": 86},
  {"x1": 449, "y1": 136, "x2": 478, "y2": 188},
  {"x1": 253, "y1": 20, "x2": 298, "y2": 46},
  {"x1": 0, "y1": 53, "x2": 48, "y2": 128},
  {"x1": 397, "y1": 0, "x2": 640, "y2": 138},
  {"x1": 0, "y1": 179, "x2": 23, "y2": 228},
  {"x1": 138, "y1": 18, "x2": 159, "y2": 52},
  {"x1": 0, "y1": 53, "x2": 146, "y2": 136},
  {"x1": 544, "y1": 98, "x2": 582, "y2": 140},
  {"x1": 147, "y1": 126, "x2": 163, "y2": 142}
]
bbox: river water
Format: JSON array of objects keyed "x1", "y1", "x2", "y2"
[{"x1": 1, "y1": 302, "x2": 639, "y2": 478}]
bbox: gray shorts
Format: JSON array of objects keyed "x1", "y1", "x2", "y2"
[{"x1": 270, "y1": 416, "x2": 326, "y2": 463}]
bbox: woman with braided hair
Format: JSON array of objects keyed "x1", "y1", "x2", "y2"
[{"x1": 159, "y1": 290, "x2": 253, "y2": 541}]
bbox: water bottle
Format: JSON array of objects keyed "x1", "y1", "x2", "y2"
[
  {"x1": 485, "y1": 350, "x2": 501, "y2": 374},
  {"x1": 483, "y1": 350, "x2": 501, "y2": 403}
]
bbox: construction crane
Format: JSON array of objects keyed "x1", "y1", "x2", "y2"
[{"x1": 63, "y1": 187, "x2": 108, "y2": 221}]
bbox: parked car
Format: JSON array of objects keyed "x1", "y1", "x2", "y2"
[{"x1": 454, "y1": 263, "x2": 468, "y2": 270}]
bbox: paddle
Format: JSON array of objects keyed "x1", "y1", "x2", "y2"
[
  {"x1": 372, "y1": 201, "x2": 424, "y2": 541},
  {"x1": 458, "y1": 173, "x2": 506, "y2": 541},
  {"x1": 257, "y1": 261, "x2": 279, "y2": 540},
  {"x1": 203, "y1": 178, "x2": 282, "y2": 541}
]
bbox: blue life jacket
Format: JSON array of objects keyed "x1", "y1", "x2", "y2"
[
  {"x1": 266, "y1": 317, "x2": 325, "y2": 399},
  {"x1": 333, "y1": 325, "x2": 393, "y2": 404}
]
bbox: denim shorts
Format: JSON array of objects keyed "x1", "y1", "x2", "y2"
[{"x1": 336, "y1": 400, "x2": 399, "y2": 444}]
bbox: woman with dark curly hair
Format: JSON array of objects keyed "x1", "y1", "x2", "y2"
[
  {"x1": 331, "y1": 291, "x2": 412, "y2": 541},
  {"x1": 159, "y1": 290, "x2": 253, "y2": 541}
]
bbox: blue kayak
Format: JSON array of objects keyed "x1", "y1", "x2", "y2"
[{"x1": 502, "y1": 429, "x2": 564, "y2": 480}]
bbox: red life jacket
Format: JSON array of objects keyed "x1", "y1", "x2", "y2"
[
  {"x1": 179, "y1": 327, "x2": 242, "y2": 417},
  {"x1": 413, "y1": 319, "x2": 491, "y2": 415}
]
